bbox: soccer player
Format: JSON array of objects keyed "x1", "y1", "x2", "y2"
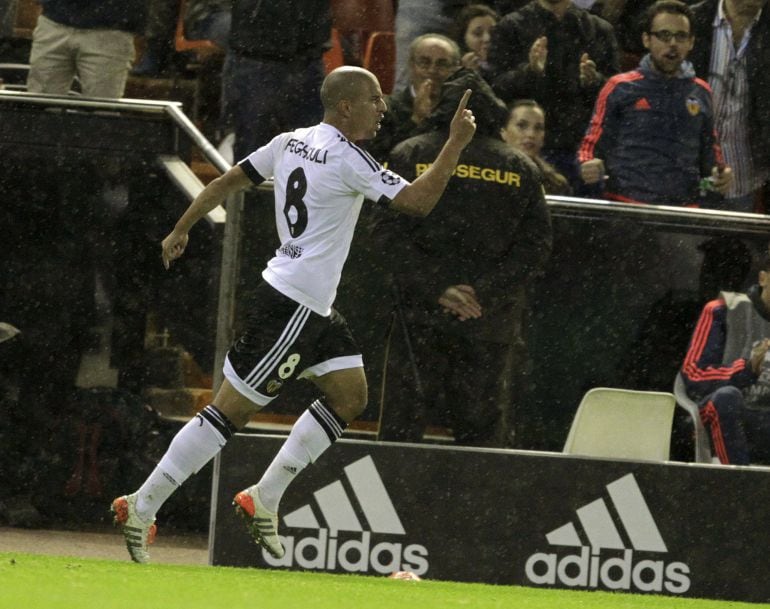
[{"x1": 111, "y1": 66, "x2": 476, "y2": 563}]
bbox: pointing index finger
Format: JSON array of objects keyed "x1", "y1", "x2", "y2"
[{"x1": 456, "y1": 88, "x2": 472, "y2": 113}]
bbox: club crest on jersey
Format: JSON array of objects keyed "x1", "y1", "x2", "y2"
[
  {"x1": 685, "y1": 97, "x2": 701, "y2": 116},
  {"x1": 380, "y1": 170, "x2": 401, "y2": 186},
  {"x1": 266, "y1": 379, "x2": 283, "y2": 394}
]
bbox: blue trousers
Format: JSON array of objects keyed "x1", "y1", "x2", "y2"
[{"x1": 700, "y1": 386, "x2": 770, "y2": 465}]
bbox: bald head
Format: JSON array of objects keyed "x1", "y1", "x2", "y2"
[{"x1": 321, "y1": 66, "x2": 378, "y2": 112}]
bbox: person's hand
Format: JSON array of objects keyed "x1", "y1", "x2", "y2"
[
  {"x1": 529, "y1": 36, "x2": 548, "y2": 74},
  {"x1": 750, "y1": 338, "x2": 770, "y2": 375},
  {"x1": 448, "y1": 88, "x2": 476, "y2": 149},
  {"x1": 161, "y1": 229, "x2": 189, "y2": 269},
  {"x1": 711, "y1": 165, "x2": 733, "y2": 195},
  {"x1": 579, "y1": 52, "x2": 600, "y2": 87},
  {"x1": 411, "y1": 79, "x2": 440, "y2": 124},
  {"x1": 580, "y1": 158, "x2": 606, "y2": 184},
  {"x1": 438, "y1": 284, "x2": 482, "y2": 321},
  {"x1": 461, "y1": 50, "x2": 481, "y2": 71}
]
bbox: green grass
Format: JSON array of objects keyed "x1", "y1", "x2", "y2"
[{"x1": 0, "y1": 552, "x2": 765, "y2": 609}]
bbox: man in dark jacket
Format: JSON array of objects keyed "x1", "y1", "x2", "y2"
[
  {"x1": 487, "y1": 0, "x2": 620, "y2": 192},
  {"x1": 25, "y1": 0, "x2": 146, "y2": 97},
  {"x1": 689, "y1": 0, "x2": 770, "y2": 212},
  {"x1": 223, "y1": 0, "x2": 331, "y2": 161},
  {"x1": 682, "y1": 249, "x2": 770, "y2": 465},
  {"x1": 367, "y1": 33, "x2": 461, "y2": 162},
  {"x1": 578, "y1": 0, "x2": 732, "y2": 205},
  {"x1": 377, "y1": 68, "x2": 553, "y2": 447}
]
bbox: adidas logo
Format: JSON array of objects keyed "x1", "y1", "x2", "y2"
[
  {"x1": 634, "y1": 97, "x2": 651, "y2": 110},
  {"x1": 525, "y1": 474, "x2": 691, "y2": 594},
  {"x1": 262, "y1": 455, "x2": 429, "y2": 575}
]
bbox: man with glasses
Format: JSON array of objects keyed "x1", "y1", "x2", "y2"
[
  {"x1": 579, "y1": 0, "x2": 733, "y2": 205},
  {"x1": 367, "y1": 34, "x2": 461, "y2": 162},
  {"x1": 689, "y1": 0, "x2": 770, "y2": 213}
]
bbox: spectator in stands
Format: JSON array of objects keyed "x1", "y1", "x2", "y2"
[
  {"x1": 681, "y1": 248, "x2": 770, "y2": 465},
  {"x1": 579, "y1": 0, "x2": 733, "y2": 206},
  {"x1": 394, "y1": 0, "x2": 464, "y2": 92},
  {"x1": 223, "y1": 0, "x2": 330, "y2": 162},
  {"x1": 451, "y1": 4, "x2": 500, "y2": 82},
  {"x1": 487, "y1": 0, "x2": 620, "y2": 194},
  {"x1": 132, "y1": 0, "x2": 230, "y2": 77},
  {"x1": 501, "y1": 99, "x2": 571, "y2": 195},
  {"x1": 25, "y1": 0, "x2": 146, "y2": 98},
  {"x1": 493, "y1": 0, "x2": 531, "y2": 14},
  {"x1": 689, "y1": 0, "x2": 770, "y2": 213},
  {"x1": 378, "y1": 68, "x2": 552, "y2": 447},
  {"x1": 589, "y1": 0, "x2": 660, "y2": 57},
  {"x1": 367, "y1": 33, "x2": 461, "y2": 162}
]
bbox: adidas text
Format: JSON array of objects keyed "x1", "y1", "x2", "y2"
[
  {"x1": 261, "y1": 530, "x2": 429, "y2": 576},
  {"x1": 525, "y1": 547, "x2": 691, "y2": 593}
]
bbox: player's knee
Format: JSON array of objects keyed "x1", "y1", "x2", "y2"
[
  {"x1": 350, "y1": 389, "x2": 368, "y2": 418},
  {"x1": 711, "y1": 386, "x2": 744, "y2": 416},
  {"x1": 328, "y1": 383, "x2": 367, "y2": 422}
]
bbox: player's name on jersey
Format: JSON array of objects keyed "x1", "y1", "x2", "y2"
[
  {"x1": 285, "y1": 138, "x2": 329, "y2": 164},
  {"x1": 415, "y1": 163, "x2": 521, "y2": 187}
]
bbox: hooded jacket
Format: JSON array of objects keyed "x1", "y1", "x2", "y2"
[{"x1": 578, "y1": 55, "x2": 724, "y2": 205}]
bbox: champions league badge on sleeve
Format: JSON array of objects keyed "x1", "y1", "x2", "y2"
[{"x1": 381, "y1": 170, "x2": 401, "y2": 186}]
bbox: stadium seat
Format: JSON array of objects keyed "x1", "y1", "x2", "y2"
[
  {"x1": 563, "y1": 387, "x2": 676, "y2": 461},
  {"x1": 673, "y1": 372, "x2": 714, "y2": 463},
  {"x1": 363, "y1": 31, "x2": 395, "y2": 95},
  {"x1": 12, "y1": 0, "x2": 40, "y2": 39}
]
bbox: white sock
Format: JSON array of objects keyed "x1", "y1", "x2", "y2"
[
  {"x1": 135, "y1": 405, "x2": 235, "y2": 521},
  {"x1": 256, "y1": 399, "x2": 346, "y2": 513}
]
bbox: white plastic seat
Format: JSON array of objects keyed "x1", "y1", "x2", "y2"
[{"x1": 563, "y1": 387, "x2": 676, "y2": 461}]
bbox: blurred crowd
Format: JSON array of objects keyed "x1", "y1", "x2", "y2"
[{"x1": 1, "y1": 0, "x2": 767, "y2": 211}]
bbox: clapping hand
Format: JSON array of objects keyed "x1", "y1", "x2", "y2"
[{"x1": 529, "y1": 36, "x2": 547, "y2": 74}]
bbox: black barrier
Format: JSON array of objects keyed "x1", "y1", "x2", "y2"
[
  {"x1": 211, "y1": 435, "x2": 770, "y2": 603},
  {"x1": 225, "y1": 190, "x2": 770, "y2": 457}
]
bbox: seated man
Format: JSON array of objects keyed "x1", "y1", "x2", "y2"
[
  {"x1": 366, "y1": 33, "x2": 461, "y2": 162},
  {"x1": 579, "y1": 0, "x2": 732, "y2": 205},
  {"x1": 681, "y1": 249, "x2": 770, "y2": 465}
]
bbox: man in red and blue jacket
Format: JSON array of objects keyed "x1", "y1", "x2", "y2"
[
  {"x1": 682, "y1": 250, "x2": 770, "y2": 465},
  {"x1": 578, "y1": 0, "x2": 732, "y2": 205}
]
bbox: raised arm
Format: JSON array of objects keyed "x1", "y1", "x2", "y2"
[
  {"x1": 161, "y1": 164, "x2": 253, "y2": 268},
  {"x1": 388, "y1": 89, "x2": 476, "y2": 217}
]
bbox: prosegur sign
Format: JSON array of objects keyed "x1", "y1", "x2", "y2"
[{"x1": 211, "y1": 436, "x2": 770, "y2": 603}]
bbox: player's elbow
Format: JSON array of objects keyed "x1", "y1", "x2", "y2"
[{"x1": 391, "y1": 190, "x2": 435, "y2": 217}]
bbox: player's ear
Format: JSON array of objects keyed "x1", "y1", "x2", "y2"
[{"x1": 337, "y1": 98, "x2": 353, "y2": 119}]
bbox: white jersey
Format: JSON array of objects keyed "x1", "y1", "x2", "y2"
[{"x1": 240, "y1": 122, "x2": 409, "y2": 316}]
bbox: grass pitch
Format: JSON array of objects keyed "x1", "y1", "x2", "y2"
[{"x1": 0, "y1": 552, "x2": 765, "y2": 609}]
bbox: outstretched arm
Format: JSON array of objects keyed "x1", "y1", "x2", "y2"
[
  {"x1": 389, "y1": 89, "x2": 476, "y2": 217},
  {"x1": 161, "y1": 164, "x2": 253, "y2": 268}
]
